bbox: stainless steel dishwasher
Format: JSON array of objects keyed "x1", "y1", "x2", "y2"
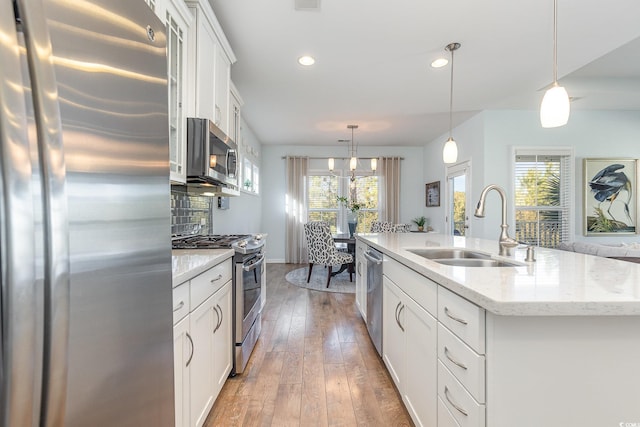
[{"x1": 363, "y1": 247, "x2": 384, "y2": 356}]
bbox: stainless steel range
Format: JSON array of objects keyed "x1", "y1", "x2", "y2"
[{"x1": 172, "y1": 234, "x2": 265, "y2": 374}]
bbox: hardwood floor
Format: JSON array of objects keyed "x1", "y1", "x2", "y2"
[{"x1": 205, "y1": 263, "x2": 414, "y2": 427}]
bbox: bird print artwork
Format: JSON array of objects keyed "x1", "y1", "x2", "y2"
[{"x1": 586, "y1": 160, "x2": 636, "y2": 234}]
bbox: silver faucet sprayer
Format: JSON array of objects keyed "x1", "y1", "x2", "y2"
[{"x1": 474, "y1": 184, "x2": 519, "y2": 256}]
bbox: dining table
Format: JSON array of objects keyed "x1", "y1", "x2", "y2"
[{"x1": 331, "y1": 233, "x2": 356, "y2": 277}]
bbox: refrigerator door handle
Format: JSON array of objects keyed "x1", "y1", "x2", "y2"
[
  {"x1": 16, "y1": 1, "x2": 71, "y2": 426},
  {"x1": 0, "y1": 2, "x2": 39, "y2": 426}
]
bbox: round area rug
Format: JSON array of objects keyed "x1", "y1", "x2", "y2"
[{"x1": 285, "y1": 266, "x2": 355, "y2": 294}]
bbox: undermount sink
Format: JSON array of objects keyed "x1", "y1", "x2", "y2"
[
  {"x1": 406, "y1": 248, "x2": 491, "y2": 260},
  {"x1": 435, "y1": 258, "x2": 522, "y2": 268},
  {"x1": 405, "y1": 248, "x2": 523, "y2": 267}
]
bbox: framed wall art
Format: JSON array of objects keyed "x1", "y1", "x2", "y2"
[
  {"x1": 584, "y1": 158, "x2": 638, "y2": 235},
  {"x1": 426, "y1": 181, "x2": 440, "y2": 207}
]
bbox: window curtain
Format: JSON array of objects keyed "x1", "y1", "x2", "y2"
[
  {"x1": 378, "y1": 157, "x2": 401, "y2": 223},
  {"x1": 285, "y1": 156, "x2": 308, "y2": 263}
]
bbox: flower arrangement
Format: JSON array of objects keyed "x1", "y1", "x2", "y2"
[{"x1": 336, "y1": 196, "x2": 361, "y2": 213}]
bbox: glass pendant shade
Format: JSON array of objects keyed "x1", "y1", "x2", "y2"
[
  {"x1": 540, "y1": 84, "x2": 570, "y2": 128},
  {"x1": 370, "y1": 158, "x2": 377, "y2": 172},
  {"x1": 350, "y1": 157, "x2": 357, "y2": 171},
  {"x1": 442, "y1": 137, "x2": 458, "y2": 164},
  {"x1": 328, "y1": 157, "x2": 334, "y2": 171}
]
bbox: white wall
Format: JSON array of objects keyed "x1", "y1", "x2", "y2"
[
  {"x1": 425, "y1": 109, "x2": 640, "y2": 243},
  {"x1": 212, "y1": 119, "x2": 263, "y2": 234},
  {"x1": 423, "y1": 113, "x2": 485, "y2": 235},
  {"x1": 262, "y1": 145, "x2": 425, "y2": 262}
]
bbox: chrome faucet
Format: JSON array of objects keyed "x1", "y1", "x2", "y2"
[{"x1": 474, "y1": 184, "x2": 519, "y2": 256}]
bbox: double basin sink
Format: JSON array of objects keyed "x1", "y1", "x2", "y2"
[{"x1": 406, "y1": 248, "x2": 523, "y2": 267}]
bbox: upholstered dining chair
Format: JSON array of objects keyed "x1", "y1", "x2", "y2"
[
  {"x1": 304, "y1": 221, "x2": 354, "y2": 288},
  {"x1": 395, "y1": 224, "x2": 411, "y2": 232},
  {"x1": 370, "y1": 221, "x2": 395, "y2": 233}
]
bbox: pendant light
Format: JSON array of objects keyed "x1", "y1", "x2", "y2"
[
  {"x1": 442, "y1": 42, "x2": 460, "y2": 164},
  {"x1": 540, "y1": 0, "x2": 570, "y2": 128},
  {"x1": 327, "y1": 124, "x2": 377, "y2": 176}
]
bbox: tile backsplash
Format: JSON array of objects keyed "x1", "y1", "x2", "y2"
[{"x1": 170, "y1": 188, "x2": 213, "y2": 235}]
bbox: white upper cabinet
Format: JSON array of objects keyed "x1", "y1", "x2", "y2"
[
  {"x1": 149, "y1": 0, "x2": 192, "y2": 184},
  {"x1": 185, "y1": 0, "x2": 236, "y2": 133},
  {"x1": 229, "y1": 81, "x2": 243, "y2": 144}
]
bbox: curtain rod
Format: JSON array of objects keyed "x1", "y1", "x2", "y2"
[{"x1": 281, "y1": 156, "x2": 404, "y2": 160}]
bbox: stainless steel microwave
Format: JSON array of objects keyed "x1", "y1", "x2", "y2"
[{"x1": 186, "y1": 118, "x2": 238, "y2": 189}]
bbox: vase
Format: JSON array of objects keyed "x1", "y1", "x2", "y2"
[{"x1": 347, "y1": 212, "x2": 358, "y2": 237}]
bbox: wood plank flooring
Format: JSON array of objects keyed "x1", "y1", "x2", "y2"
[{"x1": 205, "y1": 263, "x2": 414, "y2": 427}]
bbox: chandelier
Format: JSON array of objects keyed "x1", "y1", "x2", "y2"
[{"x1": 328, "y1": 124, "x2": 377, "y2": 181}]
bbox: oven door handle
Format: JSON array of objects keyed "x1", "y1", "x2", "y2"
[{"x1": 243, "y1": 253, "x2": 266, "y2": 272}]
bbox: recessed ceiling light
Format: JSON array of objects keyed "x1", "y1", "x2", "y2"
[
  {"x1": 298, "y1": 55, "x2": 316, "y2": 66},
  {"x1": 431, "y1": 57, "x2": 448, "y2": 68}
]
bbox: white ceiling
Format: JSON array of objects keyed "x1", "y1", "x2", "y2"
[{"x1": 210, "y1": 0, "x2": 640, "y2": 147}]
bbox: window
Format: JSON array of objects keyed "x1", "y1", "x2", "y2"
[
  {"x1": 513, "y1": 148, "x2": 573, "y2": 248},
  {"x1": 241, "y1": 157, "x2": 259, "y2": 194},
  {"x1": 307, "y1": 169, "x2": 378, "y2": 233},
  {"x1": 144, "y1": 0, "x2": 156, "y2": 11}
]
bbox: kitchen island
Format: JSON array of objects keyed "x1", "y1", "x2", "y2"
[{"x1": 356, "y1": 232, "x2": 640, "y2": 427}]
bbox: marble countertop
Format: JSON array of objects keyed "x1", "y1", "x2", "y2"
[
  {"x1": 172, "y1": 249, "x2": 234, "y2": 287},
  {"x1": 357, "y1": 233, "x2": 640, "y2": 316}
]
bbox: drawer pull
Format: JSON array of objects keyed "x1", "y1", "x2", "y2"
[
  {"x1": 444, "y1": 386, "x2": 468, "y2": 417},
  {"x1": 173, "y1": 301, "x2": 184, "y2": 312},
  {"x1": 210, "y1": 274, "x2": 223, "y2": 283},
  {"x1": 444, "y1": 346, "x2": 468, "y2": 370},
  {"x1": 444, "y1": 306, "x2": 468, "y2": 325}
]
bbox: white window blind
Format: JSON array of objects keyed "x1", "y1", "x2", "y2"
[{"x1": 514, "y1": 148, "x2": 572, "y2": 248}]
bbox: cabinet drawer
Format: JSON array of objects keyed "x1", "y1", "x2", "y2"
[
  {"x1": 438, "y1": 361, "x2": 485, "y2": 427},
  {"x1": 438, "y1": 287, "x2": 485, "y2": 354},
  {"x1": 438, "y1": 323, "x2": 485, "y2": 403},
  {"x1": 438, "y1": 397, "x2": 461, "y2": 427},
  {"x1": 384, "y1": 257, "x2": 437, "y2": 316},
  {"x1": 172, "y1": 282, "x2": 190, "y2": 325},
  {"x1": 190, "y1": 260, "x2": 232, "y2": 310}
]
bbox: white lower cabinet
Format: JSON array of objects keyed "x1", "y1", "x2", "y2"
[
  {"x1": 173, "y1": 315, "x2": 191, "y2": 427},
  {"x1": 189, "y1": 292, "x2": 217, "y2": 427},
  {"x1": 211, "y1": 280, "x2": 232, "y2": 397},
  {"x1": 382, "y1": 275, "x2": 437, "y2": 427},
  {"x1": 173, "y1": 258, "x2": 233, "y2": 427},
  {"x1": 355, "y1": 241, "x2": 367, "y2": 320}
]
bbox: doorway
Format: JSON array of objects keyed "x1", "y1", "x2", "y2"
[{"x1": 446, "y1": 161, "x2": 472, "y2": 236}]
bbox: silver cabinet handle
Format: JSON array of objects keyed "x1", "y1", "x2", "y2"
[
  {"x1": 444, "y1": 306, "x2": 468, "y2": 325},
  {"x1": 213, "y1": 305, "x2": 221, "y2": 333},
  {"x1": 173, "y1": 301, "x2": 184, "y2": 312},
  {"x1": 444, "y1": 346, "x2": 468, "y2": 370},
  {"x1": 357, "y1": 261, "x2": 362, "y2": 275},
  {"x1": 395, "y1": 301, "x2": 405, "y2": 332},
  {"x1": 186, "y1": 332, "x2": 194, "y2": 367},
  {"x1": 213, "y1": 304, "x2": 223, "y2": 333},
  {"x1": 210, "y1": 274, "x2": 223, "y2": 283},
  {"x1": 444, "y1": 386, "x2": 468, "y2": 417}
]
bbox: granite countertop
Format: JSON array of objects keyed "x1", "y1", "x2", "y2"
[
  {"x1": 172, "y1": 249, "x2": 234, "y2": 287},
  {"x1": 357, "y1": 233, "x2": 640, "y2": 316}
]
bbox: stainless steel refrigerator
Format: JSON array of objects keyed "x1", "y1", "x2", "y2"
[{"x1": 1, "y1": 1, "x2": 174, "y2": 426}]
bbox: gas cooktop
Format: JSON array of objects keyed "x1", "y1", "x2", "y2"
[{"x1": 171, "y1": 234, "x2": 264, "y2": 254}]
